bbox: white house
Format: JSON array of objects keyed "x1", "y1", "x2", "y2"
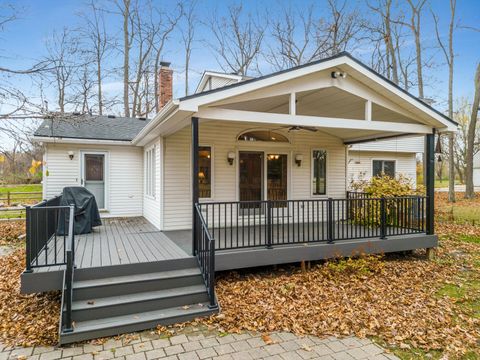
[{"x1": 29, "y1": 53, "x2": 457, "y2": 343}]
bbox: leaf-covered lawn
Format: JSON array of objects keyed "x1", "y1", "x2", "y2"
[
  {"x1": 0, "y1": 184, "x2": 42, "y2": 194},
  {"x1": 0, "y1": 221, "x2": 25, "y2": 246},
  {"x1": 0, "y1": 250, "x2": 60, "y2": 347}
]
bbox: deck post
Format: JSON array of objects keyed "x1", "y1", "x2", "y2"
[
  {"x1": 327, "y1": 198, "x2": 334, "y2": 243},
  {"x1": 425, "y1": 131, "x2": 435, "y2": 236},
  {"x1": 192, "y1": 117, "x2": 199, "y2": 256},
  {"x1": 380, "y1": 197, "x2": 387, "y2": 239},
  {"x1": 25, "y1": 206, "x2": 32, "y2": 273},
  {"x1": 266, "y1": 201, "x2": 272, "y2": 249}
]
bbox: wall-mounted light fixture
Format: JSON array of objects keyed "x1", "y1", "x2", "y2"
[
  {"x1": 295, "y1": 154, "x2": 303, "y2": 167},
  {"x1": 331, "y1": 71, "x2": 347, "y2": 79},
  {"x1": 68, "y1": 151, "x2": 74, "y2": 160},
  {"x1": 227, "y1": 151, "x2": 235, "y2": 165}
]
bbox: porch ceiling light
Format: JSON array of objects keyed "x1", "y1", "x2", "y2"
[
  {"x1": 227, "y1": 151, "x2": 235, "y2": 165},
  {"x1": 295, "y1": 154, "x2": 303, "y2": 167},
  {"x1": 331, "y1": 71, "x2": 347, "y2": 79},
  {"x1": 68, "y1": 151, "x2": 74, "y2": 160}
]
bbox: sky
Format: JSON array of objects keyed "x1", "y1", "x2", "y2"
[{"x1": 0, "y1": 0, "x2": 479, "y2": 146}]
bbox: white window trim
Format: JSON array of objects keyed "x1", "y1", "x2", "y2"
[
  {"x1": 371, "y1": 159, "x2": 397, "y2": 178},
  {"x1": 145, "y1": 145, "x2": 156, "y2": 199},
  {"x1": 310, "y1": 148, "x2": 328, "y2": 197},
  {"x1": 199, "y1": 145, "x2": 214, "y2": 200}
]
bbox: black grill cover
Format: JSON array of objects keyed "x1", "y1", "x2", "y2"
[{"x1": 58, "y1": 186, "x2": 102, "y2": 235}]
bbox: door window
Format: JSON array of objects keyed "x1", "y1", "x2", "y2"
[{"x1": 85, "y1": 154, "x2": 104, "y2": 181}]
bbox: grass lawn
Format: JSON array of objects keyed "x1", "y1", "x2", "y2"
[
  {"x1": 0, "y1": 183, "x2": 42, "y2": 194},
  {"x1": 0, "y1": 184, "x2": 42, "y2": 219},
  {"x1": 435, "y1": 179, "x2": 462, "y2": 188}
]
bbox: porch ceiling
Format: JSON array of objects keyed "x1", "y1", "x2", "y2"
[{"x1": 213, "y1": 87, "x2": 419, "y2": 124}]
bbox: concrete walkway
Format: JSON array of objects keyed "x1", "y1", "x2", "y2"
[{"x1": 1, "y1": 329, "x2": 399, "y2": 360}]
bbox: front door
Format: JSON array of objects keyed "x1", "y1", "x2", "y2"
[
  {"x1": 239, "y1": 152, "x2": 263, "y2": 209},
  {"x1": 82, "y1": 153, "x2": 106, "y2": 209}
]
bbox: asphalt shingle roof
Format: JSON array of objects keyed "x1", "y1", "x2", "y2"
[{"x1": 34, "y1": 114, "x2": 149, "y2": 141}]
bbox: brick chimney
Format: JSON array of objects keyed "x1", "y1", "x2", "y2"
[{"x1": 158, "y1": 61, "x2": 173, "y2": 110}]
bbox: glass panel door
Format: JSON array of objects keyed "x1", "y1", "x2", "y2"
[
  {"x1": 267, "y1": 154, "x2": 287, "y2": 202},
  {"x1": 239, "y1": 152, "x2": 263, "y2": 210},
  {"x1": 83, "y1": 153, "x2": 105, "y2": 209}
]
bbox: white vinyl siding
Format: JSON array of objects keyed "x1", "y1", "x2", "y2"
[
  {"x1": 44, "y1": 143, "x2": 143, "y2": 217},
  {"x1": 163, "y1": 120, "x2": 346, "y2": 230},
  {"x1": 348, "y1": 150, "x2": 417, "y2": 187},
  {"x1": 143, "y1": 139, "x2": 162, "y2": 229},
  {"x1": 350, "y1": 136, "x2": 424, "y2": 153}
]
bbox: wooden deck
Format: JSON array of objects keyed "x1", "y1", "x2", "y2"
[{"x1": 35, "y1": 217, "x2": 189, "y2": 272}]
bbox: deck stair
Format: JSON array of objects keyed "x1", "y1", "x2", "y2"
[{"x1": 59, "y1": 258, "x2": 218, "y2": 344}]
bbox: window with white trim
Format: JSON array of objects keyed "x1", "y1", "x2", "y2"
[
  {"x1": 145, "y1": 146, "x2": 156, "y2": 197},
  {"x1": 312, "y1": 150, "x2": 327, "y2": 195},
  {"x1": 372, "y1": 160, "x2": 395, "y2": 178},
  {"x1": 199, "y1": 146, "x2": 212, "y2": 198}
]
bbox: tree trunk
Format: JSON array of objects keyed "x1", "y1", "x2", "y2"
[
  {"x1": 447, "y1": 0, "x2": 456, "y2": 202},
  {"x1": 123, "y1": 0, "x2": 130, "y2": 118},
  {"x1": 465, "y1": 62, "x2": 480, "y2": 199},
  {"x1": 97, "y1": 53, "x2": 103, "y2": 115}
]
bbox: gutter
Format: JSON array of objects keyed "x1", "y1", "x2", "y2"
[
  {"x1": 132, "y1": 99, "x2": 180, "y2": 145},
  {"x1": 33, "y1": 136, "x2": 133, "y2": 145}
]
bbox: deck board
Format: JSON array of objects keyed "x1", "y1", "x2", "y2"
[{"x1": 33, "y1": 217, "x2": 190, "y2": 272}]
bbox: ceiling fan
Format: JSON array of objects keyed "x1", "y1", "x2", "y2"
[{"x1": 273, "y1": 125, "x2": 318, "y2": 132}]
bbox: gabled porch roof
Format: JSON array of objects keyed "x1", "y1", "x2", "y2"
[{"x1": 133, "y1": 52, "x2": 457, "y2": 146}]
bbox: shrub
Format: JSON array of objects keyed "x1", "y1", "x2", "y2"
[{"x1": 349, "y1": 175, "x2": 424, "y2": 227}]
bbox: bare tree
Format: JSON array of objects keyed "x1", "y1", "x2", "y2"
[
  {"x1": 181, "y1": 0, "x2": 196, "y2": 96},
  {"x1": 266, "y1": 1, "x2": 361, "y2": 72},
  {"x1": 322, "y1": 0, "x2": 363, "y2": 56},
  {"x1": 465, "y1": 63, "x2": 480, "y2": 199},
  {"x1": 45, "y1": 28, "x2": 79, "y2": 113},
  {"x1": 152, "y1": 3, "x2": 182, "y2": 111},
  {"x1": 366, "y1": 0, "x2": 399, "y2": 84},
  {"x1": 79, "y1": 1, "x2": 112, "y2": 115},
  {"x1": 266, "y1": 6, "x2": 319, "y2": 70},
  {"x1": 207, "y1": 4, "x2": 266, "y2": 76},
  {"x1": 394, "y1": 0, "x2": 427, "y2": 98},
  {"x1": 114, "y1": 0, "x2": 133, "y2": 117},
  {"x1": 432, "y1": 0, "x2": 457, "y2": 202}
]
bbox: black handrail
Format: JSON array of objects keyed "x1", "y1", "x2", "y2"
[
  {"x1": 194, "y1": 204, "x2": 217, "y2": 309},
  {"x1": 61, "y1": 205, "x2": 75, "y2": 333},
  {"x1": 196, "y1": 196, "x2": 426, "y2": 251},
  {"x1": 25, "y1": 196, "x2": 72, "y2": 271}
]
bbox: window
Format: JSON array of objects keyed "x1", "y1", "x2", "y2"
[
  {"x1": 199, "y1": 146, "x2": 212, "y2": 198},
  {"x1": 312, "y1": 150, "x2": 327, "y2": 195},
  {"x1": 237, "y1": 130, "x2": 289, "y2": 142},
  {"x1": 145, "y1": 146, "x2": 156, "y2": 197},
  {"x1": 372, "y1": 160, "x2": 395, "y2": 178}
]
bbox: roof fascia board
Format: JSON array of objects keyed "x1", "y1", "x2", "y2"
[{"x1": 33, "y1": 136, "x2": 134, "y2": 145}]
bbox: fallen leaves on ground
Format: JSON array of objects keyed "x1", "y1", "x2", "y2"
[
  {"x1": 0, "y1": 221, "x2": 25, "y2": 246},
  {"x1": 0, "y1": 249, "x2": 60, "y2": 347},
  {"x1": 199, "y1": 246, "x2": 480, "y2": 357}
]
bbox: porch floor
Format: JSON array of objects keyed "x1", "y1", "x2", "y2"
[{"x1": 35, "y1": 217, "x2": 190, "y2": 272}]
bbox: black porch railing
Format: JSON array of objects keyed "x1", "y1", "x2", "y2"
[
  {"x1": 25, "y1": 196, "x2": 75, "y2": 271},
  {"x1": 194, "y1": 204, "x2": 217, "y2": 309},
  {"x1": 196, "y1": 196, "x2": 426, "y2": 251},
  {"x1": 60, "y1": 206, "x2": 75, "y2": 333}
]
